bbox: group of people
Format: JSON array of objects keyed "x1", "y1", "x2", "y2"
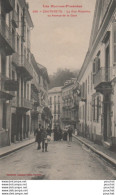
[
  {"x1": 34, "y1": 124, "x2": 74, "y2": 152},
  {"x1": 35, "y1": 124, "x2": 49, "y2": 152},
  {"x1": 63, "y1": 126, "x2": 73, "y2": 141},
  {"x1": 54, "y1": 125, "x2": 73, "y2": 142},
  {"x1": 54, "y1": 126, "x2": 62, "y2": 141}
]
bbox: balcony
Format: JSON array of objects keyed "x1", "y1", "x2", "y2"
[
  {"x1": 31, "y1": 77, "x2": 40, "y2": 92},
  {"x1": 2, "y1": 0, "x2": 14, "y2": 13},
  {"x1": 0, "y1": 74, "x2": 15, "y2": 100},
  {"x1": 12, "y1": 10, "x2": 19, "y2": 28},
  {"x1": 16, "y1": 55, "x2": 33, "y2": 81},
  {"x1": 31, "y1": 107, "x2": 39, "y2": 118},
  {"x1": 93, "y1": 67, "x2": 112, "y2": 94},
  {"x1": 0, "y1": 15, "x2": 15, "y2": 55},
  {"x1": 17, "y1": 97, "x2": 32, "y2": 112},
  {"x1": 4, "y1": 79, "x2": 18, "y2": 91}
]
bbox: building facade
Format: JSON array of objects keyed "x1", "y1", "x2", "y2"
[
  {"x1": 0, "y1": 0, "x2": 49, "y2": 147},
  {"x1": 35, "y1": 63, "x2": 50, "y2": 129},
  {"x1": 61, "y1": 78, "x2": 79, "y2": 129},
  {"x1": 31, "y1": 58, "x2": 50, "y2": 132},
  {"x1": 48, "y1": 87, "x2": 62, "y2": 129},
  {"x1": 0, "y1": 0, "x2": 33, "y2": 146},
  {"x1": 78, "y1": 0, "x2": 116, "y2": 148}
]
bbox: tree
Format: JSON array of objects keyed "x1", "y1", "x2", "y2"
[{"x1": 49, "y1": 68, "x2": 79, "y2": 89}]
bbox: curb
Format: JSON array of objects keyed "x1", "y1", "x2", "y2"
[
  {"x1": 0, "y1": 140, "x2": 35, "y2": 159},
  {"x1": 73, "y1": 135, "x2": 116, "y2": 168}
]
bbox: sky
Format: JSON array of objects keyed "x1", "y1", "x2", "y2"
[{"x1": 27, "y1": 0, "x2": 96, "y2": 75}]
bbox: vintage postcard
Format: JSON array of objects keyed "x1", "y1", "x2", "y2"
[{"x1": 0, "y1": 0, "x2": 116, "y2": 182}]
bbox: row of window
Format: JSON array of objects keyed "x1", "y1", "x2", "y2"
[
  {"x1": 49, "y1": 96, "x2": 61, "y2": 104},
  {"x1": 79, "y1": 96, "x2": 101, "y2": 123},
  {"x1": 81, "y1": 30, "x2": 111, "y2": 97}
]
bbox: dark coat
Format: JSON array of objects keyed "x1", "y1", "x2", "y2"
[
  {"x1": 68, "y1": 127, "x2": 73, "y2": 137},
  {"x1": 35, "y1": 129, "x2": 41, "y2": 143},
  {"x1": 41, "y1": 129, "x2": 47, "y2": 141}
]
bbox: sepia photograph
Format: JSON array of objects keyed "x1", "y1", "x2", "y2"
[{"x1": 0, "y1": 0, "x2": 116, "y2": 180}]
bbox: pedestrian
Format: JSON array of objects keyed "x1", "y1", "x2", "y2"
[
  {"x1": 54, "y1": 126, "x2": 58, "y2": 141},
  {"x1": 75, "y1": 127, "x2": 78, "y2": 136},
  {"x1": 35, "y1": 124, "x2": 42, "y2": 150},
  {"x1": 57, "y1": 126, "x2": 62, "y2": 141},
  {"x1": 68, "y1": 126, "x2": 73, "y2": 142},
  {"x1": 47, "y1": 126, "x2": 51, "y2": 136},
  {"x1": 41, "y1": 126, "x2": 48, "y2": 152},
  {"x1": 63, "y1": 130, "x2": 67, "y2": 141}
]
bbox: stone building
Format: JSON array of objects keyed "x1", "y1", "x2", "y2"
[
  {"x1": 48, "y1": 87, "x2": 62, "y2": 129},
  {"x1": 78, "y1": 0, "x2": 116, "y2": 148},
  {"x1": 31, "y1": 59, "x2": 50, "y2": 131},
  {"x1": 0, "y1": 0, "x2": 33, "y2": 146},
  {"x1": 37, "y1": 63, "x2": 50, "y2": 128},
  {"x1": 61, "y1": 78, "x2": 78, "y2": 129},
  {"x1": 0, "y1": 0, "x2": 49, "y2": 147}
]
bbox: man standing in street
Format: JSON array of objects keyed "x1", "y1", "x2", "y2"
[
  {"x1": 47, "y1": 126, "x2": 51, "y2": 136},
  {"x1": 41, "y1": 126, "x2": 48, "y2": 152},
  {"x1": 68, "y1": 125, "x2": 73, "y2": 142},
  {"x1": 35, "y1": 124, "x2": 42, "y2": 150}
]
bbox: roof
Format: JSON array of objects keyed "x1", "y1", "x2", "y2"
[
  {"x1": 62, "y1": 78, "x2": 77, "y2": 89},
  {"x1": 48, "y1": 86, "x2": 63, "y2": 94}
]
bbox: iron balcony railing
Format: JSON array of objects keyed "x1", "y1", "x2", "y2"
[
  {"x1": 18, "y1": 97, "x2": 32, "y2": 110},
  {"x1": 93, "y1": 67, "x2": 116, "y2": 88},
  {"x1": 13, "y1": 53, "x2": 33, "y2": 80},
  {"x1": 0, "y1": 15, "x2": 15, "y2": 52},
  {"x1": 0, "y1": 74, "x2": 15, "y2": 99},
  {"x1": 19, "y1": 55, "x2": 33, "y2": 78},
  {"x1": 0, "y1": 74, "x2": 17, "y2": 91}
]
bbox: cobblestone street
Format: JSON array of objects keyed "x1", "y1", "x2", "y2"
[{"x1": 0, "y1": 138, "x2": 116, "y2": 180}]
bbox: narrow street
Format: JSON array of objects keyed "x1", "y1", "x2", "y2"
[{"x1": 0, "y1": 137, "x2": 116, "y2": 180}]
